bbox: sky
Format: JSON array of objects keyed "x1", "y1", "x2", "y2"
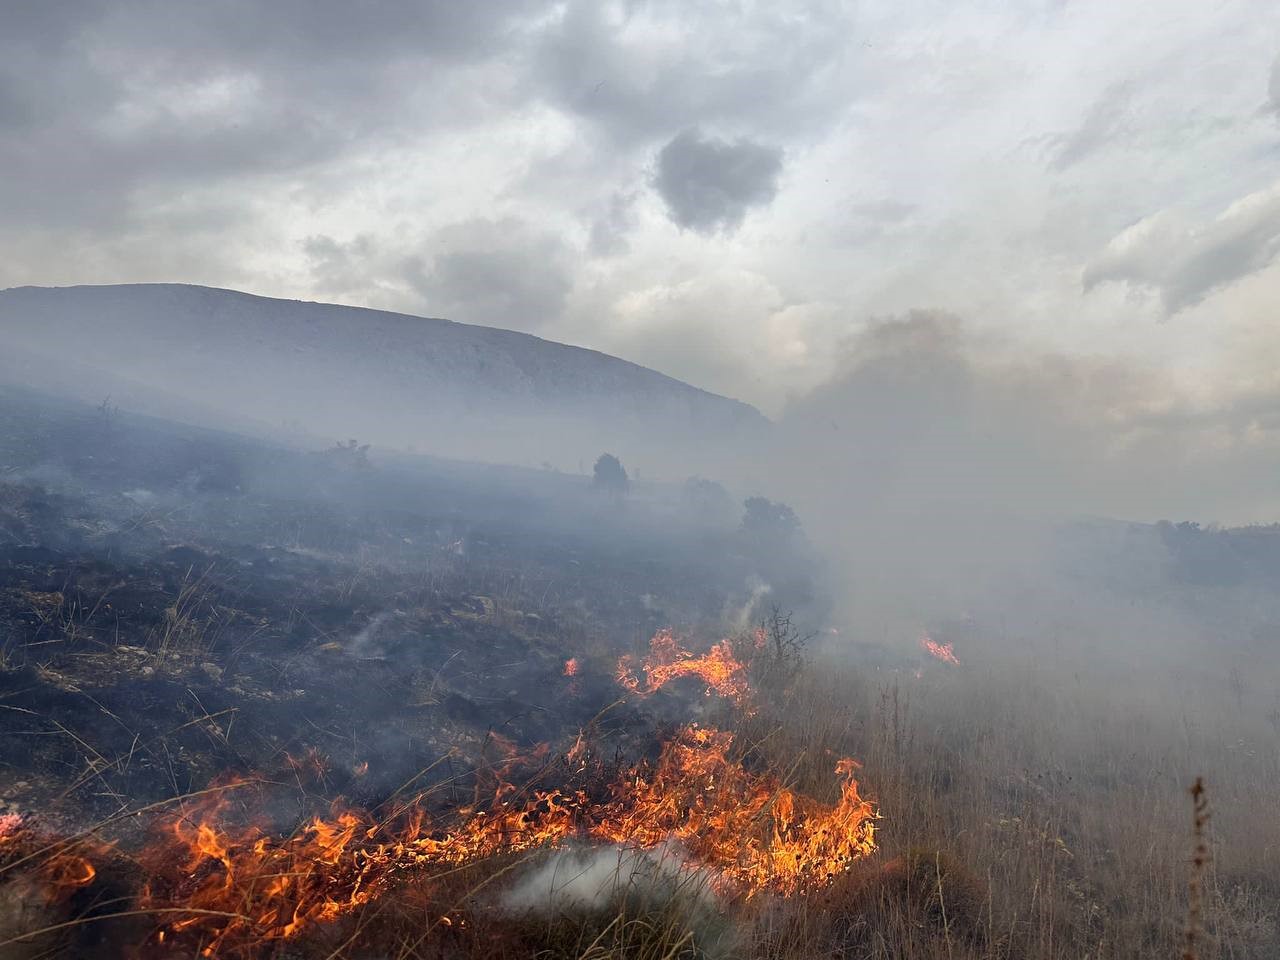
[{"x1": 2, "y1": 0, "x2": 1279, "y2": 418}]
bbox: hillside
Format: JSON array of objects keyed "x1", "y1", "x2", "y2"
[{"x1": 0, "y1": 283, "x2": 767, "y2": 473}]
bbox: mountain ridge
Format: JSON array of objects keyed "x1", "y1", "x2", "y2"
[{"x1": 0, "y1": 283, "x2": 767, "y2": 474}]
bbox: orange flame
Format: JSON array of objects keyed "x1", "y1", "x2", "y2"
[
  {"x1": 921, "y1": 633, "x2": 960, "y2": 665},
  {"x1": 0, "y1": 814, "x2": 102, "y2": 905},
  {"x1": 563, "y1": 657, "x2": 579, "y2": 677},
  {"x1": 132, "y1": 724, "x2": 875, "y2": 953},
  {"x1": 616, "y1": 629, "x2": 753, "y2": 707},
  {"x1": 23, "y1": 625, "x2": 877, "y2": 955}
]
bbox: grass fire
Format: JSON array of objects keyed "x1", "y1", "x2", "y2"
[
  {"x1": 9, "y1": 3, "x2": 1280, "y2": 955},
  {"x1": 3, "y1": 616, "x2": 877, "y2": 958},
  {"x1": 2, "y1": 322, "x2": 1280, "y2": 960}
]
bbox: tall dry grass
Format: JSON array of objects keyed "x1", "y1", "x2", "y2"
[
  {"x1": 732, "y1": 651, "x2": 1280, "y2": 960},
  {"x1": 8, "y1": 639, "x2": 1277, "y2": 959}
]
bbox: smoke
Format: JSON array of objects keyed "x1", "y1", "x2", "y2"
[
  {"x1": 347, "y1": 610, "x2": 406, "y2": 659},
  {"x1": 492, "y1": 844, "x2": 737, "y2": 958},
  {"x1": 768, "y1": 312, "x2": 1280, "y2": 657},
  {"x1": 726, "y1": 577, "x2": 772, "y2": 633},
  {"x1": 499, "y1": 843, "x2": 712, "y2": 915}
]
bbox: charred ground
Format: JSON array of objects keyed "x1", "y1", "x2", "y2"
[
  {"x1": 0, "y1": 384, "x2": 813, "y2": 819},
  {"x1": 3, "y1": 385, "x2": 1278, "y2": 960}
]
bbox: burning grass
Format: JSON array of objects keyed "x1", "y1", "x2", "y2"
[
  {"x1": 3, "y1": 399, "x2": 1278, "y2": 959},
  {"x1": 7, "y1": 642, "x2": 1280, "y2": 960},
  {"x1": 615, "y1": 628, "x2": 755, "y2": 708},
  {"x1": 126, "y1": 724, "x2": 872, "y2": 954},
  {"x1": 3, "y1": 631, "x2": 878, "y2": 958}
]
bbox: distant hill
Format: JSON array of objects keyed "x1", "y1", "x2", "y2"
[{"x1": 0, "y1": 283, "x2": 767, "y2": 473}]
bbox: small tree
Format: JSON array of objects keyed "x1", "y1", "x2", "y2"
[
  {"x1": 741, "y1": 496, "x2": 801, "y2": 545},
  {"x1": 748, "y1": 605, "x2": 811, "y2": 694},
  {"x1": 592, "y1": 453, "x2": 629, "y2": 496}
]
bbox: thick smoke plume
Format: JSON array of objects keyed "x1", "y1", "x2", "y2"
[{"x1": 769, "y1": 312, "x2": 1280, "y2": 661}]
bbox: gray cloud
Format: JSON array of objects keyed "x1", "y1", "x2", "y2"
[
  {"x1": 303, "y1": 234, "x2": 387, "y2": 302},
  {"x1": 0, "y1": 0, "x2": 551, "y2": 232},
  {"x1": 1271, "y1": 55, "x2": 1280, "y2": 112},
  {"x1": 3, "y1": 0, "x2": 1280, "y2": 456},
  {"x1": 1083, "y1": 181, "x2": 1280, "y2": 312},
  {"x1": 827, "y1": 200, "x2": 917, "y2": 248},
  {"x1": 653, "y1": 129, "x2": 783, "y2": 234},
  {"x1": 530, "y1": 1, "x2": 854, "y2": 146},
  {"x1": 588, "y1": 191, "x2": 639, "y2": 257},
  {"x1": 405, "y1": 218, "x2": 573, "y2": 330}
]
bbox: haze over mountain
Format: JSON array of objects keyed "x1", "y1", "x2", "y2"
[{"x1": 0, "y1": 283, "x2": 766, "y2": 474}]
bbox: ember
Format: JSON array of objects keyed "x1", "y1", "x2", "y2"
[{"x1": 921, "y1": 633, "x2": 960, "y2": 665}]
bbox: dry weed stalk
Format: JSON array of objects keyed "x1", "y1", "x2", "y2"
[{"x1": 1183, "y1": 776, "x2": 1210, "y2": 960}]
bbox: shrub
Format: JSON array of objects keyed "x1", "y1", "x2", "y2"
[{"x1": 593, "y1": 453, "x2": 630, "y2": 497}]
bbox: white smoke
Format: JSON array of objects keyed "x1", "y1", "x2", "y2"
[
  {"x1": 496, "y1": 842, "x2": 738, "y2": 958},
  {"x1": 499, "y1": 843, "x2": 711, "y2": 915},
  {"x1": 727, "y1": 577, "x2": 772, "y2": 633},
  {"x1": 347, "y1": 610, "x2": 404, "y2": 658}
]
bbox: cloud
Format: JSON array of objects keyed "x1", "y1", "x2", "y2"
[
  {"x1": 0, "y1": 0, "x2": 552, "y2": 232},
  {"x1": 1083, "y1": 181, "x2": 1280, "y2": 312},
  {"x1": 581, "y1": 269, "x2": 828, "y2": 412},
  {"x1": 529, "y1": 1, "x2": 854, "y2": 146},
  {"x1": 1271, "y1": 55, "x2": 1280, "y2": 112},
  {"x1": 1050, "y1": 80, "x2": 1135, "y2": 170},
  {"x1": 652, "y1": 129, "x2": 783, "y2": 234},
  {"x1": 405, "y1": 218, "x2": 574, "y2": 330},
  {"x1": 588, "y1": 191, "x2": 639, "y2": 257},
  {"x1": 3, "y1": 0, "x2": 1280, "y2": 449}
]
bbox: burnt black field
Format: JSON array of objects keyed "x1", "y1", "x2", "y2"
[
  {"x1": 0, "y1": 385, "x2": 821, "y2": 833},
  {"x1": 3, "y1": 386, "x2": 1279, "y2": 960}
]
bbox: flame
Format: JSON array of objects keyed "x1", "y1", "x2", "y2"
[
  {"x1": 920, "y1": 633, "x2": 960, "y2": 665},
  {"x1": 129, "y1": 724, "x2": 875, "y2": 953},
  {"x1": 17, "y1": 625, "x2": 878, "y2": 954},
  {"x1": 563, "y1": 657, "x2": 579, "y2": 677},
  {"x1": 616, "y1": 628, "x2": 753, "y2": 707},
  {"x1": 566, "y1": 729, "x2": 589, "y2": 765},
  {"x1": 0, "y1": 814, "x2": 102, "y2": 904},
  {"x1": 587, "y1": 725, "x2": 877, "y2": 897}
]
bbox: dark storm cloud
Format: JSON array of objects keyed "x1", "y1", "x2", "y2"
[
  {"x1": 653, "y1": 129, "x2": 783, "y2": 234},
  {"x1": 529, "y1": 0, "x2": 853, "y2": 145},
  {"x1": 0, "y1": 0, "x2": 852, "y2": 288},
  {"x1": 0, "y1": 0, "x2": 553, "y2": 230},
  {"x1": 106, "y1": 0, "x2": 545, "y2": 62}
]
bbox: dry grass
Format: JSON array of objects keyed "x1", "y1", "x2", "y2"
[
  {"x1": 6, "y1": 643, "x2": 1278, "y2": 959},
  {"x1": 729, "y1": 655, "x2": 1280, "y2": 960}
]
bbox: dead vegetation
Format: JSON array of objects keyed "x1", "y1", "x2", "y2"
[
  {"x1": 4, "y1": 633, "x2": 1276, "y2": 959},
  {"x1": 0, "y1": 390, "x2": 1277, "y2": 958}
]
